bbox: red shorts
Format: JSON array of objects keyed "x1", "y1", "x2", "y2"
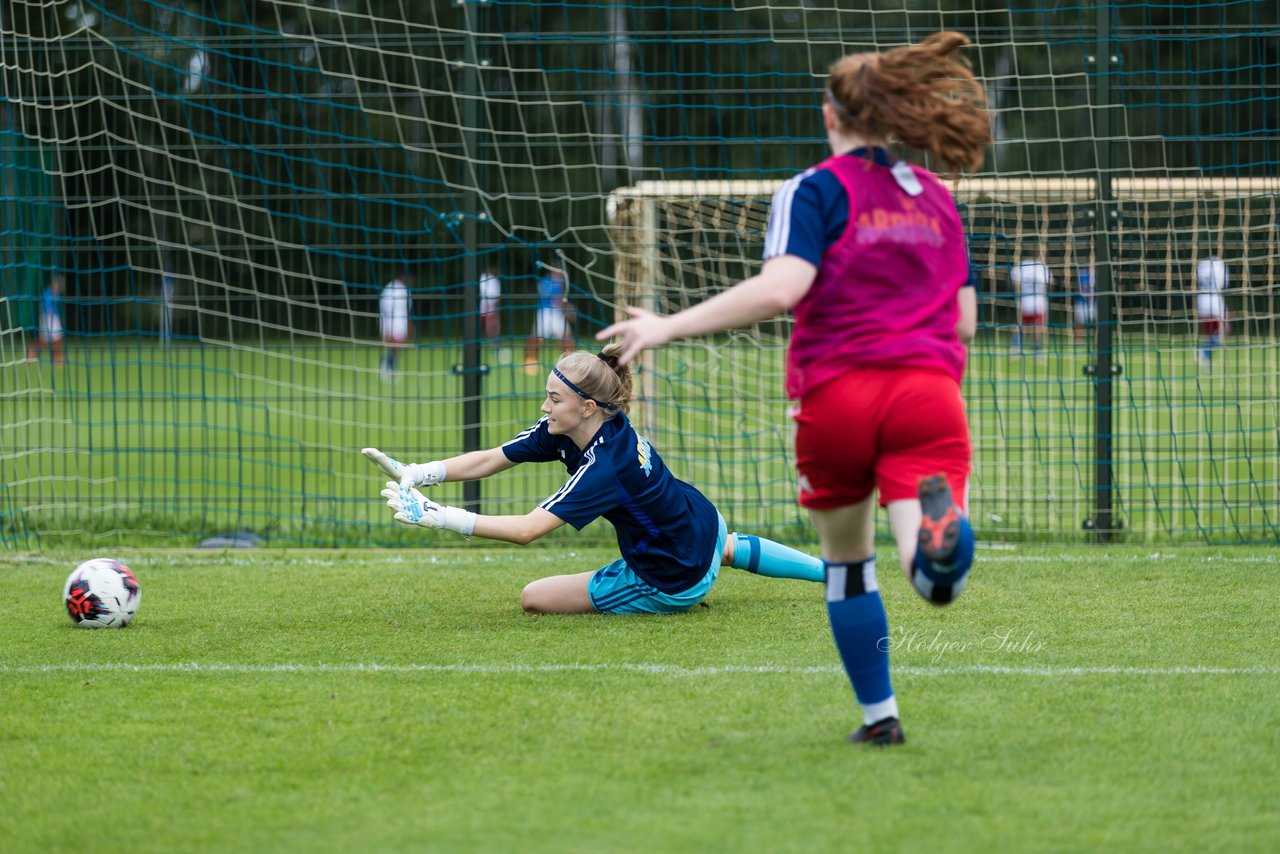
[
  {"x1": 1021, "y1": 312, "x2": 1046, "y2": 327},
  {"x1": 793, "y1": 368, "x2": 971, "y2": 510},
  {"x1": 1199, "y1": 319, "x2": 1222, "y2": 337}
]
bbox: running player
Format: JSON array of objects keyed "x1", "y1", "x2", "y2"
[{"x1": 599, "y1": 32, "x2": 990, "y2": 745}]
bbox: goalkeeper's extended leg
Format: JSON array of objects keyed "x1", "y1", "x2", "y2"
[{"x1": 726, "y1": 533, "x2": 824, "y2": 582}]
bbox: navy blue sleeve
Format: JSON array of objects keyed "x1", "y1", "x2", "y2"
[
  {"x1": 501, "y1": 418, "x2": 560, "y2": 464},
  {"x1": 763, "y1": 169, "x2": 848, "y2": 266},
  {"x1": 537, "y1": 448, "x2": 620, "y2": 530}
]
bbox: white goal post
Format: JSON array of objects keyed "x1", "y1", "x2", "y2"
[
  {"x1": 606, "y1": 174, "x2": 1280, "y2": 322},
  {"x1": 606, "y1": 172, "x2": 1280, "y2": 545}
]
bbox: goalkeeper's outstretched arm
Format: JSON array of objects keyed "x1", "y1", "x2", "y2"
[
  {"x1": 363, "y1": 446, "x2": 516, "y2": 486},
  {"x1": 435, "y1": 447, "x2": 518, "y2": 482},
  {"x1": 471, "y1": 508, "x2": 565, "y2": 545},
  {"x1": 381, "y1": 482, "x2": 565, "y2": 544}
]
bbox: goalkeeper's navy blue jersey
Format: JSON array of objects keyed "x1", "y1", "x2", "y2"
[{"x1": 501, "y1": 414, "x2": 721, "y2": 593}]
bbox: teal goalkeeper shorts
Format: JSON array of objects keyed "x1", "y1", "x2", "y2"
[{"x1": 588, "y1": 513, "x2": 727, "y2": 615}]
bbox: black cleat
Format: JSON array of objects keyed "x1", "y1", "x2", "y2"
[
  {"x1": 917, "y1": 474, "x2": 961, "y2": 566},
  {"x1": 848, "y1": 717, "x2": 905, "y2": 746}
]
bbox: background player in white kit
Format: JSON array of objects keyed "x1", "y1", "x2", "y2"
[
  {"x1": 479, "y1": 263, "x2": 501, "y2": 341},
  {"x1": 379, "y1": 270, "x2": 412, "y2": 382},
  {"x1": 1010, "y1": 254, "x2": 1051, "y2": 356},
  {"x1": 1195, "y1": 253, "x2": 1228, "y2": 369}
]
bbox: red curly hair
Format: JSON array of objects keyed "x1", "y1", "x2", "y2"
[{"x1": 826, "y1": 32, "x2": 992, "y2": 174}]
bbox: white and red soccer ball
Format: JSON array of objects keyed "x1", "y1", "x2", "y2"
[{"x1": 64, "y1": 558, "x2": 141, "y2": 628}]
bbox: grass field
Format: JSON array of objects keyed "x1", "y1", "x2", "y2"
[
  {"x1": 3, "y1": 332, "x2": 1278, "y2": 549},
  {"x1": 2, "y1": 545, "x2": 1277, "y2": 852}
]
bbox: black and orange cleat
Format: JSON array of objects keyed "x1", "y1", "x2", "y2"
[
  {"x1": 917, "y1": 474, "x2": 961, "y2": 566},
  {"x1": 848, "y1": 717, "x2": 905, "y2": 746}
]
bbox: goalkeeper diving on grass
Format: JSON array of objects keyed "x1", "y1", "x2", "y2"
[{"x1": 362, "y1": 344, "x2": 824, "y2": 615}]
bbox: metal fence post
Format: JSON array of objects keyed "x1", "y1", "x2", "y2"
[{"x1": 1087, "y1": 3, "x2": 1120, "y2": 541}]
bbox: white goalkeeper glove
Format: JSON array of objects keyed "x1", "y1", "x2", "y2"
[
  {"x1": 362, "y1": 448, "x2": 446, "y2": 488},
  {"x1": 381, "y1": 482, "x2": 476, "y2": 538}
]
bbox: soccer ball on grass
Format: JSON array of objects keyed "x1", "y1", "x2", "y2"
[{"x1": 64, "y1": 558, "x2": 141, "y2": 628}]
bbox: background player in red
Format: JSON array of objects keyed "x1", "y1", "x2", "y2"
[{"x1": 600, "y1": 32, "x2": 991, "y2": 746}]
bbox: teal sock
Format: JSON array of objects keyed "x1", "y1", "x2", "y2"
[{"x1": 731, "y1": 533, "x2": 824, "y2": 583}]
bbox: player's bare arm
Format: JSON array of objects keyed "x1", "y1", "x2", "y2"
[
  {"x1": 381, "y1": 482, "x2": 564, "y2": 545},
  {"x1": 435, "y1": 447, "x2": 519, "y2": 482},
  {"x1": 598, "y1": 255, "x2": 817, "y2": 365},
  {"x1": 471, "y1": 507, "x2": 565, "y2": 545},
  {"x1": 363, "y1": 446, "x2": 516, "y2": 487},
  {"x1": 956, "y1": 287, "x2": 977, "y2": 343}
]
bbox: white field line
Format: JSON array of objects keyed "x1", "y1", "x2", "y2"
[{"x1": 2, "y1": 662, "x2": 1276, "y2": 677}]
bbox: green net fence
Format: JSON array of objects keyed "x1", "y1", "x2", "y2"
[{"x1": 2, "y1": 1, "x2": 1277, "y2": 548}]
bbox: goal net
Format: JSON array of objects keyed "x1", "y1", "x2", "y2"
[{"x1": 2, "y1": 1, "x2": 1277, "y2": 548}]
